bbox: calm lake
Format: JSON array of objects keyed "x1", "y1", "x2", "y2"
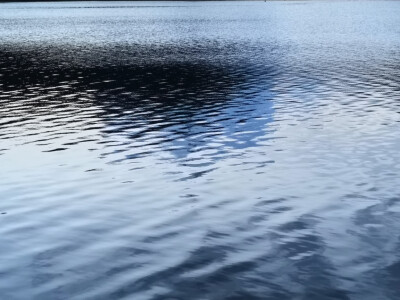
[{"x1": 1, "y1": 1, "x2": 400, "y2": 299}]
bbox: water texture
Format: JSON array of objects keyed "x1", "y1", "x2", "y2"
[{"x1": 0, "y1": 1, "x2": 400, "y2": 299}]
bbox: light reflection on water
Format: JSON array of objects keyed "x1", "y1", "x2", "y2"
[{"x1": 0, "y1": 1, "x2": 400, "y2": 299}]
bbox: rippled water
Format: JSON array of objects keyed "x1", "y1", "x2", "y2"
[{"x1": 1, "y1": 1, "x2": 400, "y2": 299}]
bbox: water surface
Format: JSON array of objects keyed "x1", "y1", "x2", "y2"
[{"x1": 1, "y1": 1, "x2": 400, "y2": 299}]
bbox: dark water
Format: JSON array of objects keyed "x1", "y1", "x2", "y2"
[{"x1": 1, "y1": 1, "x2": 400, "y2": 299}]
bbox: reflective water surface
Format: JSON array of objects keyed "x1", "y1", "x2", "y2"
[{"x1": 1, "y1": 1, "x2": 400, "y2": 299}]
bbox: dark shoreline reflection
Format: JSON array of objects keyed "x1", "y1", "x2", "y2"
[{"x1": 0, "y1": 44, "x2": 275, "y2": 164}]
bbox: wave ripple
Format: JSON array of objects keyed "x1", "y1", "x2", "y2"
[{"x1": 1, "y1": 1, "x2": 400, "y2": 299}]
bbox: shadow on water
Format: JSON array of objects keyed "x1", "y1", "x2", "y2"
[{"x1": 0, "y1": 45, "x2": 275, "y2": 163}]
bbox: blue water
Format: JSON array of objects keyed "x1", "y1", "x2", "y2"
[{"x1": 1, "y1": 1, "x2": 400, "y2": 299}]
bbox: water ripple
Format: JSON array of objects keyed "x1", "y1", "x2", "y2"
[{"x1": 1, "y1": 1, "x2": 400, "y2": 299}]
